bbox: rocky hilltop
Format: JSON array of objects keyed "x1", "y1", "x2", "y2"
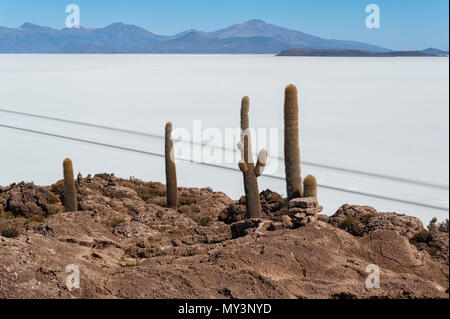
[{"x1": 0, "y1": 174, "x2": 448, "y2": 299}]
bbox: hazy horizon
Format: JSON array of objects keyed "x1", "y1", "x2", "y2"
[{"x1": 0, "y1": 0, "x2": 448, "y2": 51}]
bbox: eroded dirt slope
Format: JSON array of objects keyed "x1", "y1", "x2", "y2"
[{"x1": 0, "y1": 174, "x2": 448, "y2": 299}]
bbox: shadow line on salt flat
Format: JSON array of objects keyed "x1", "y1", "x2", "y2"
[
  {"x1": 1, "y1": 108, "x2": 447, "y2": 190},
  {"x1": 1, "y1": 122, "x2": 448, "y2": 212}
]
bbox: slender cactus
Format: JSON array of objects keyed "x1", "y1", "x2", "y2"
[
  {"x1": 165, "y1": 122, "x2": 178, "y2": 208},
  {"x1": 284, "y1": 84, "x2": 302, "y2": 200},
  {"x1": 303, "y1": 175, "x2": 317, "y2": 198},
  {"x1": 238, "y1": 97, "x2": 267, "y2": 219},
  {"x1": 63, "y1": 158, "x2": 77, "y2": 212}
]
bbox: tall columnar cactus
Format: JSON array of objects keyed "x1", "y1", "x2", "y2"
[
  {"x1": 63, "y1": 158, "x2": 77, "y2": 212},
  {"x1": 284, "y1": 84, "x2": 302, "y2": 200},
  {"x1": 238, "y1": 96, "x2": 268, "y2": 219},
  {"x1": 303, "y1": 175, "x2": 317, "y2": 198},
  {"x1": 165, "y1": 122, "x2": 178, "y2": 208}
]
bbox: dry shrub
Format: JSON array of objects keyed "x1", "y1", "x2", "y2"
[
  {"x1": 178, "y1": 195, "x2": 197, "y2": 206},
  {"x1": 427, "y1": 217, "x2": 438, "y2": 232},
  {"x1": 47, "y1": 192, "x2": 60, "y2": 204},
  {"x1": 50, "y1": 180, "x2": 65, "y2": 196},
  {"x1": 120, "y1": 180, "x2": 166, "y2": 201},
  {"x1": 0, "y1": 223, "x2": 20, "y2": 238},
  {"x1": 343, "y1": 216, "x2": 354, "y2": 228},
  {"x1": 1, "y1": 211, "x2": 15, "y2": 219},
  {"x1": 110, "y1": 217, "x2": 126, "y2": 228},
  {"x1": 177, "y1": 205, "x2": 191, "y2": 215},
  {"x1": 197, "y1": 216, "x2": 212, "y2": 226},
  {"x1": 27, "y1": 215, "x2": 45, "y2": 223},
  {"x1": 438, "y1": 219, "x2": 449, "y2": 233},
  {"x1": 410, "y1": 230, "x2": 433, "y2": 245}
]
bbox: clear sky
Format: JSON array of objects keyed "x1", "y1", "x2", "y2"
[{"x1": 0, "y1": 0, "x2": 448, "y2": 51}]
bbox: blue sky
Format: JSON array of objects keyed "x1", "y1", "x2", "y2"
[{"x1": 0, "y1": 0, "x2": 448, "y2": 50}]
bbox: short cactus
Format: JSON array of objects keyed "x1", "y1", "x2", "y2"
[
  {"x1": 63, "y1": 158, "x2": 77, "y2": 212},
  {"x1": 254, "y1": 149, "x2": 268, "y2": 177},
  {"x1": 284, "y1": 84, "x2": 302, "y2": 200},
  {"x1": 303, "y1": 175, "x2": 317, "y2": 198},
  {"x1": 165, "y1": 122, "x2": 178, "y2": 208},
  {"x1": 238, "y1": 96, "x2": 267, "y2": 219}
]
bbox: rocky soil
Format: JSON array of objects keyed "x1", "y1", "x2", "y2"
[{"x1": 0, "y1": 174, "x2": 448, "y2": 299}]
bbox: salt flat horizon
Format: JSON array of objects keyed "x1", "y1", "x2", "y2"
[{"x1": 0, "y1": 54, "x2": 448, "y2": 223}]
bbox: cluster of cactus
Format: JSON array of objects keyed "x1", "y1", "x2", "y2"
[
  {"x1": 60, "y1": 122, "x2": 180, "y2": 213},
  {"x1": 237, "y1": 97, "x2": 268, "y2": 218},
  {"x1": 235, "y1": 84, "x2": 317, "y2": 218},
  {"x1": 283, "y1": 84, "x2": 317, "y2": 200},
  {"x1": 59, "y1": 83, "x2": 317, "y2": 220}
]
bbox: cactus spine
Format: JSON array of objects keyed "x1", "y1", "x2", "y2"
[
  {"x1": 238, "y1": 96, "x2": 267, "y2": 219},
  {"x1": 63, "y1": 158, "x2": 77, "y2": 212},
  {"x1": 165, "y1": 122, "x2": 178, "y2": 208},
  {"x1": 284, "y1": 84, "x2": 302, "y2": 200},
  {"x1": 303, "y1": 175, "x2": 317, "y2": 198}
]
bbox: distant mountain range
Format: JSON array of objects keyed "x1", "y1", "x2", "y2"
[
  {"x1": 420, "y1": 47, "x2": 449, "y2": 56},
  {"x1": 277, "y1": 48, "x2": 448, "y2": 57},
  {"x1": 0, "y1": 19, "x2": 393, "y2": 54}
]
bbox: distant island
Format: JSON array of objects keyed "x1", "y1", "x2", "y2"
[{"x1": 277, "y1": 48, "x2": 449, "y2": 57}]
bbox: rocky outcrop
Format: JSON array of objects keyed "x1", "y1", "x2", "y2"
[
  {"x1": 287, "y1": 197, "x2": 322, "y2": 227},
  {"x1": 328, "y1": 204, "x2": 424, "y2": 238},
  {"x1": 0, "y1": 175, "x2": 448, "y2": 299},
  {"x1": 218, "y1": 190, "x2": 286, "y2": 224},
  {"x1": 0, "y1": 182, "x2": 63, "y2": 218}
]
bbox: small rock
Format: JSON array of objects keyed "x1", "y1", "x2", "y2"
[
  {"x1": 292, "y1": 213, "x2": 307, "y2": 227},
  {"x1": 103, "y1": 186, "x2": 139, "y2": 199},
  {"x1": 230, "y1": 218, "x2": 262, "y2": 238},
  {"x1": 317, "y1": 214, "x2": 330, "y2": 223},
  {"x1": 267, "y1": 222, "x2": 283, "y2": 231},
  {"x1": 288, "y1": 206, "x2": 323, "y2": 215},
  {"x1": 307, "y1": 215, "x2": 317, "y2": 223},
  {"x1": 289, "y1": 197, "x2": 318, "y2": 209},
  {"x1": 282, "y1": 215, "x2": 294, "y2": 229},
  {"x1": 294, "y1": 212, "x2": 306, "y2": 219}
]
